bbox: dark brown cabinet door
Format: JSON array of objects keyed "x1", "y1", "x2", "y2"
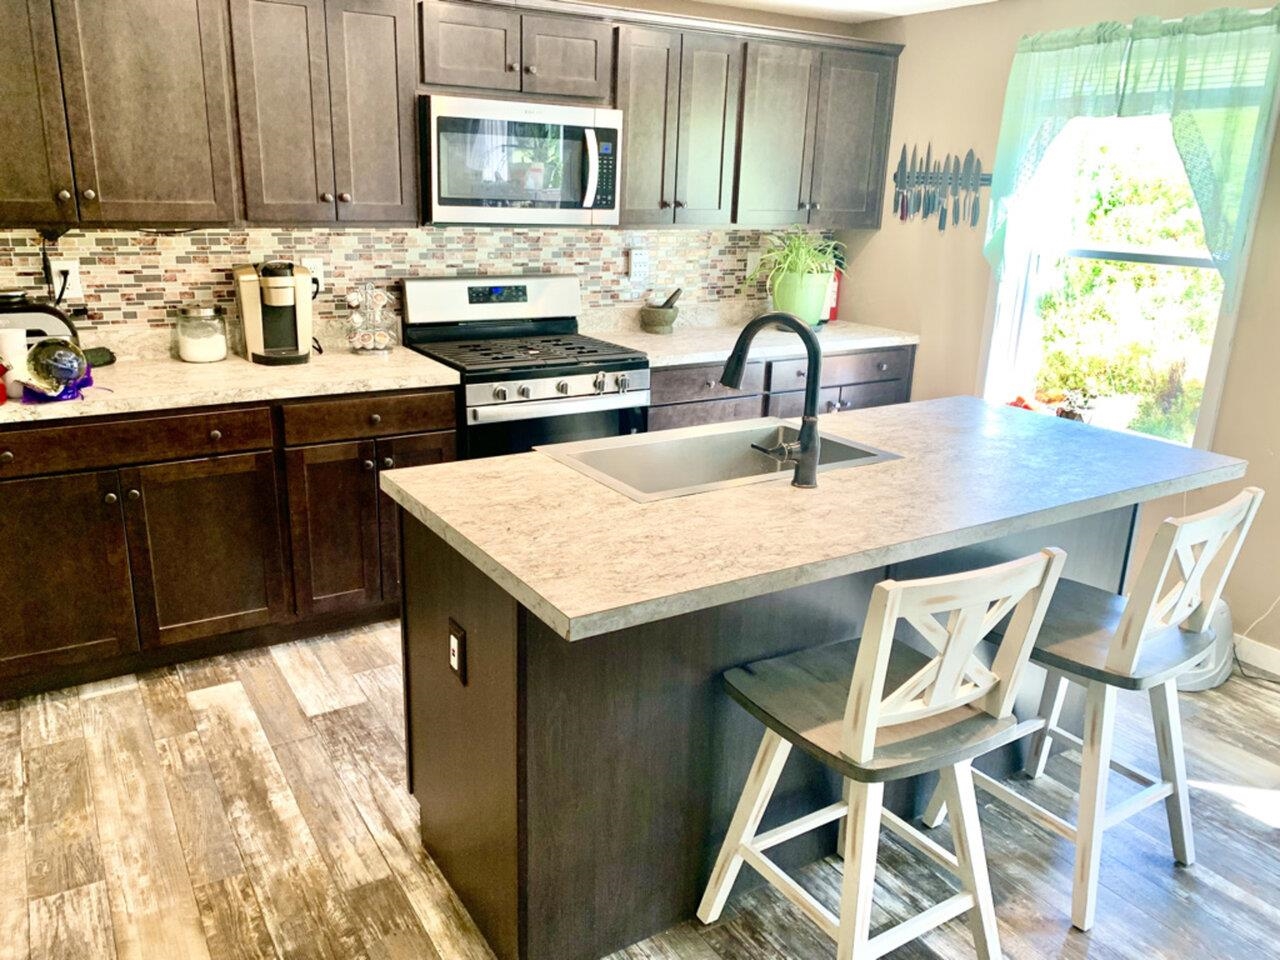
[
  {"x1": 0, "y1": 0, "x2": 78, "y2": 224},
  {"x1": 617, "y1": 26, "x2": 679, "y2": 225},
  {"x1": 809, "y1": 50, "x2": 897, "y2": 229},
  {"x1": 674, "y1": 33, "x2": 742, "y2": 226},
  {"x1": 376, "y1": 431, "x2": 456, "y2": 602},
  {"x1": 286, "y1": 440, "x2": 382, "y2": 616},
  {"x1": 327, "y1": 0, "x2": 417, "y2": 222},
  {"x1": 736, "y1": 41, "x2": 818, "y2": 226},
  {"x1": 648, "y1": 396, "x2": 763, "y2": 431},
  {"x1": 121, "y1": 454, "x2": 289, "y2": 649},
  {"x1": 230, "y1": 0, "x2": 339, "y2": 222},
  {"x1": 421, "y1": 0, "x2": 520, "y2": 91},
  {"x1": 52, "y1": 0, "x2": 237, "y2": 223},
  {"x1": 0, "y1": 471, "x2": 138, "y2": 677},
  {"x1": 520, "y1": 14, "x2": 613, "y2": 99}
]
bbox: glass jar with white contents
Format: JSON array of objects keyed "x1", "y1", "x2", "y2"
[{"x1": 177, "y1": 306, "x2": 228, "y2": 363}]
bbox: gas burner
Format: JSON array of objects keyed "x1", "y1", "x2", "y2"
[{"x1": 417, "y1": 333, "x2": 645, "y2": 373}]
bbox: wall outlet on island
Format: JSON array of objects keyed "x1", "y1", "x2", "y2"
[
  {"x1": 448, "y1": 619, "x2": 467, "y2": 686},
  {"x1": 302, "y1": 257, "x2": 325, "y2": 290}
]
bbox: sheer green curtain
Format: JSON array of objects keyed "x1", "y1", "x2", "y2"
[{"x1": 1123, "y1": 7, "x2": 1280, "y2": 298}]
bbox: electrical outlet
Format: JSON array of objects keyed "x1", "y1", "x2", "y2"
[
  {"x1": 301, "y1": 257, "x2": 325, "y2": 290},
  {"x1": 628, "y1": 248, "x2": 651, "y2": 286},
  {"x1": 48, "y1": 259, "x2": 83, "y2": 300},
  {"x1": 448, "y1": 619, "x2": 467, "y2": 686}
]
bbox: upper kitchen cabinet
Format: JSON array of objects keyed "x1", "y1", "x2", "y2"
[
  {"x1": 617, "y1": 28, "x2": 741, "y2": 226},
  {"x1": 808, "y1": 49, "x2": 897, "y2": 228},
  {"x1": 421, "y1": 1, "x2": 613, "y2": 100},
  {"x1": 231, "y1": 0, "x2": 417, "y2": 223},
  {"x1": 736, "y1": 40, "x2": 899, "y2": 228},
  {"x1": 51, "y1": 0, "x2": 238, "y2": 223},
  {"x1": 736, "y1": 42, "x2": 819, "y2": 227},
  {"x1": 0, "y1": 0, "x2": 77, "y2": 224}
]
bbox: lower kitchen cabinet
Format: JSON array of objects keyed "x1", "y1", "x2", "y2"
[
  {"x1": 378, "y1": 431, "x2": 456, "y2": 601},
  {"x1": 122, "y1": 453, "x2": 289, "y2": 648},
  {"x1": 286, "y1": 439, "x2": 384, "y2": 616},
  {"x1": 0, "y1": 470, "x2": 140, "y2": 676},
  {"x1": 766, "y1": 380, "x2": 907, "y2": 418},
  {"x1": 648, "y1": 395, "x2": 763, "y2": 431}
]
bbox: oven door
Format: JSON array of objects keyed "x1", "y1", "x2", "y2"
[
  {"x1": 426, "y1": 95, "x2": 620, "y2": 225},
  {"x1": 462, "y1": 403, "x2": 646, "y2": 459}
]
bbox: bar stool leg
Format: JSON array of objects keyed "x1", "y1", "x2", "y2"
[
  {"x1": 1150, "y1": 679, "x2": 1195, "y2": 866},
  {"x1": 697, "y1": 730, "x2": 791, "y2": 924},
  {"x1": 1072, "y1": 680, "x2": 1117, "y2": 931},
  {"x1": 920, "y1": 774, "x2": 947, "y2": 829},
  {"x1": 836, "y1": 779, "x2": 884, "y2": 960},
  {"x1": 941, "y1": 761, "x2": 1000, "y2": 960},
  {"x1": 1024, "y1": 670, "x2": 1069, "y2": 779}
]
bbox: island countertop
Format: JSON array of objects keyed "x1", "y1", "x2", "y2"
[
  {"x1": 601, "y1": 320, "x2": 918, "y2": 367},
  {"x1": 380, "y1": 396, "x2": 1245, "y2": 641}
]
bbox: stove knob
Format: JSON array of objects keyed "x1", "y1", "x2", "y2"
[
  {"x1": 616, "y1": 374, "x2": 631, "y2": 395},
  {"x1": 556, "y1": 380, "x2": 571, "y2": 395},
  {"x1": 492, "y1": 385, "x2": 509, "y2": 401},
  {"x1": 518, "y1": 384, "x2": 533, "y2": 399},
  {"x1": 593, "y1": 372, "x2": 607, "y2": 394}
]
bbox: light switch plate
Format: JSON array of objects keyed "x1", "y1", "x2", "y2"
[
  {"x1": 48, "y1": 259, "x2": 83, "y2": 300},
  {"x1": 628, "y1": 248, "x2": 651, "y2": 285},
  {"x1": 301, "y1": 257, "x2": 325, "y2": 290},
  {"x1": 448, "y1": 619, "x2": 467, "y2": 686}
]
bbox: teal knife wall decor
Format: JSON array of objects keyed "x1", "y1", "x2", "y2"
[{"x1": 891, "y1": 143, "x2": 992, "y2": 232}]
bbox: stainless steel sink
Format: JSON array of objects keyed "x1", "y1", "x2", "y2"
[{"x1": 536, "y1": 417, "x2": 898, "y2": 502}]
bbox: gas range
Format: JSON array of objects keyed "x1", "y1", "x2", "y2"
[{"x1": 401, "y1": 275, "x2": 649, "y2": 456}]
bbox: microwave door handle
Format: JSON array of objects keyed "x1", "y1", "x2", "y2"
[{"x1": 583, "y1": 128, "x2": 599, "y2": 209}]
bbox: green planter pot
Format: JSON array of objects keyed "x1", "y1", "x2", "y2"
[{"x1": 770, "y1": 270, "x2": 832, "y2": 326}]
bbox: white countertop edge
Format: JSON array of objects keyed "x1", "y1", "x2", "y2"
[{"x1": 383, "y1": 456, "x2": 1245, "y2": 643}]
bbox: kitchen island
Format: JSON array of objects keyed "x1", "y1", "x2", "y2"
[{"x1": 380, "y1": 396, "x2": 1245, "y2": 960}]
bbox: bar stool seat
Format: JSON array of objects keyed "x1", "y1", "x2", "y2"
[
  {"x1": 1033, "y1": 578, "x2": 1216, "y2": 690},
  {"x1": 727, "y1": 640, "x2": 1042, "y2": 783}
]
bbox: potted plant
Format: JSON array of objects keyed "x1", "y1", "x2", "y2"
[{"x1": 747, "y1": 231, "x2": 845, "y2": 326}]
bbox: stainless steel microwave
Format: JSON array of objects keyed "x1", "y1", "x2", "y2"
[{"x1": 422, "y1": 95, "x2": 622, "y2": 225}]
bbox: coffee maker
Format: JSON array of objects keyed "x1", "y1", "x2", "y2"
[{"x1": 233, "y1": 261, "x2": 317, "y2": 365}]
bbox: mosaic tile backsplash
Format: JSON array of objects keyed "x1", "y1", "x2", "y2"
[{"x1": 0, "y1": 227, "x2": 780, "y2": 341}]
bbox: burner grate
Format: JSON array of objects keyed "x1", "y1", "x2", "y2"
[{"x1": 420, "y1": 334, "x2": 644, "y2": 371}]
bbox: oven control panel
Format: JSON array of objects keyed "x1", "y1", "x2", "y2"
[{"x1": 465, "y1": 368, "x2": 650, "y2": 409}]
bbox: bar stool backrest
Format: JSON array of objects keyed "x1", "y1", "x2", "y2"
[
  {"x1": 1109, "y1": 486, "x2": 1265, "y2": 676},
  {"x1": 841, "y1": 548, "x2": 1067, "y2": 765}
]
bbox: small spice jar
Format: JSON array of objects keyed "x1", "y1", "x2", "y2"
[{"x1": 177, "y1": 306, "x2": 227, "y2": 363}]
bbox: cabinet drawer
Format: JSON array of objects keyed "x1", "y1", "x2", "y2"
[
  {"x1": 0, "y1": 408, "x2": 273, "y2": 480},
  {"x1": 650, "y1": 362, "x2": 765, "y2": 405},
  {"x1": 765, "y1": 387, "x2": 841, "y2": 419},
  {"x1": 839, "y1": 379, "x2": 910, "y2": 410},
  {"x1": 282, "y1": 391, "x2": 455, "y2": 445},
  {"x1": 770, "y1": 348, "x2": 911, "y2": 390},
  {"x1": 648, "y1": 396, "x2": 763, "y2": 432}
]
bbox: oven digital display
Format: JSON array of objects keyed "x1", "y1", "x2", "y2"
[{"x1": 468, "y1": 285, "x2": 528, "y2": 304}]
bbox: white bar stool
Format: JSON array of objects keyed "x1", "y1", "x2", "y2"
[
  {"x1": 698, "y1": 548, "x2": 1066, "y2": 959},
  {"x1": 924, "y1": 487, "x2": 1264, "y2": 932}
]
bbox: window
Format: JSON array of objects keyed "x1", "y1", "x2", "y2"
[{"x1": 995, "y1": 115, "x2": 1225, "y2": 445}]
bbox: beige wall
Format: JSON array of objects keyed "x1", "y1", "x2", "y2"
[{"x1": 840, "y1": 0, "x2": 1280, "y2": 651}]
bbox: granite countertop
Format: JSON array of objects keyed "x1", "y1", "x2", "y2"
[
  {"x1": 0, "y1": 347, "x2": 459, "y2": 425},
  {"x1": 603, "y1": 321, "x2": 919, "y2": 368},
  {"x1": 381, "y1": 396, "x2": 1245, "y2": 641}
]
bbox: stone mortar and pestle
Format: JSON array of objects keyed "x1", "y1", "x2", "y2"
[{"x1": 639, "y1": 288, "x2": 681, "y2": 334}]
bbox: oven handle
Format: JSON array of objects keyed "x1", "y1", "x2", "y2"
[
  {"x1": 583, "y1": 128, "x2": 599, "y2": 209},
  {"x1": 468, "y1": 390, "x2": 649, "y2": 424}
]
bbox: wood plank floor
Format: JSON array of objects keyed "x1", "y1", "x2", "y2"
[{"x1": 2, "y1": 621, "x2": 1278, "y2": 959}]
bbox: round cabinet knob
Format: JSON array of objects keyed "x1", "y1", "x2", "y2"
[
  {"x1": 0, "y1": 450, "x2": 13, "y2": 465},
  {"x1": 127, "y1": 489, "x2": 141, "y2": 501},
  {"x1": 83, "y1": 188, "x2": 97, "y2": 201},
  {"x1": 507, "y1": 61, "x2": 519, "y2": 72},
  {"x1": 616, "y1": 374, "x2": 630, "y2": 394},
  {"x1": 382, "y1": 456, "x2": 395, "y2": 469},
  {"x1": 525, "y1": 64, "x2": 539, "y2": 76},
  {"x1": 517, "y1": 385, "x2": 532, "y2": 399},
  {"x1": 795, "y1": 369, "x2": 806, "y2": 379},
  {"x1": 877, "y1": 361, "x2": 889, "y2": 372},
  {"x1": 369, "y1": 413, "x2": 382, "y2": 425},
  {"x1": 704, "y1": 379, "x2": 714, "y2": 389},
  {"x1": 492, "y1": 385, "x2": 509, "y2": 401},
  {"x1": 56, "y1": 189, "x2": 72, "y2": 202},
  {"x1": 658, "y1": 200, "x2": 671, "y2": 210},
  {"x1": 812, "y1": 202, "x2": 821, "y2": 211},
  {"x1": 673, "y1": 200, "x2": 686, "y2": 209},
  {"x1": 362, "y1": 459, "x2": 375, "y2": 472},
  {"x1": 556, "y1": 380, "x2": 571, "y2": 395},
  {"x1": 321, "y1": 192, "x2": 334, "y2": 203},
  {"x1": 209, "y1": 429, "x2": 222, "y2": 441},
  {"x1": 338, "y1": 192, "x2": 352, "y2": 203},
  {"x1": 104, "y1": 492, "x2": 119, "y2": 505},
  {"x1": 826, "y1": 400, "x2": 840, "y2": 413}
]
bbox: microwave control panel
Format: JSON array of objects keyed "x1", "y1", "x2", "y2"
[{"x1": 592, "y1": 129, "x2": 617, "y2": 209}]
